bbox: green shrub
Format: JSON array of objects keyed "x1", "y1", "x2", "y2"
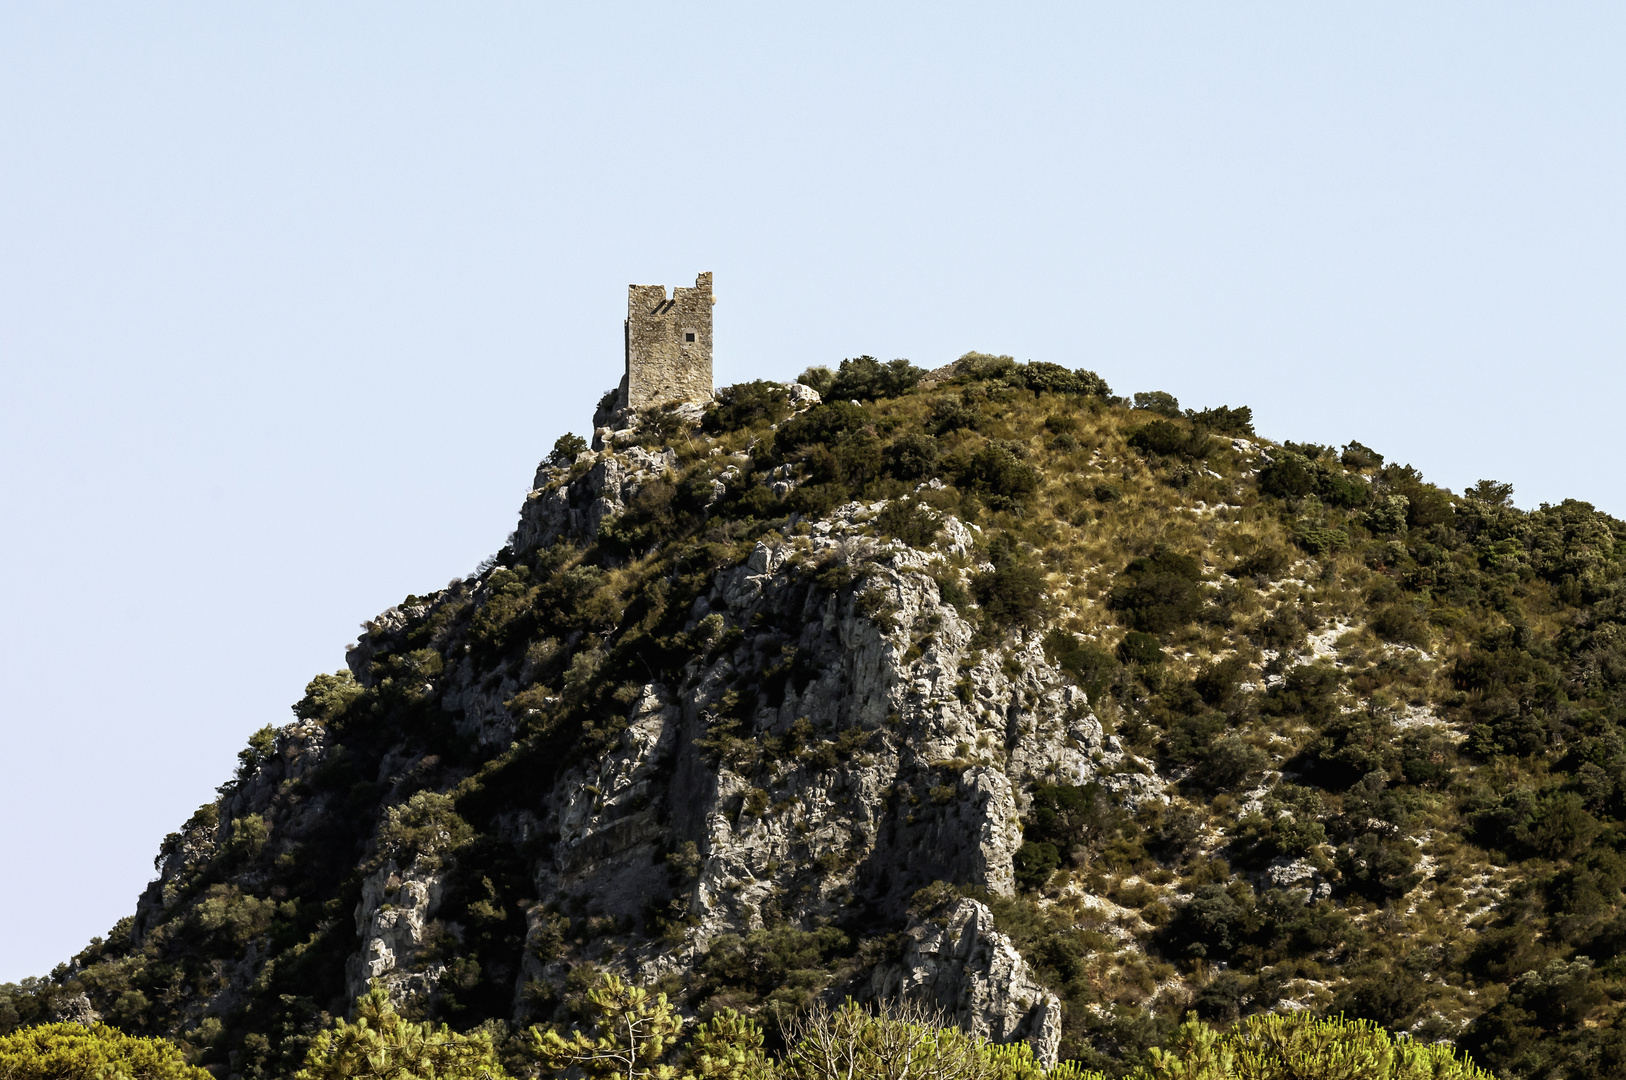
[
  {"x1": 1016, "y1": 361, "x2": 1111, "y2": 397},
  {"x1": 1187, "y1": 405, "x2": 1254, "y2": 435},
  {"x1": 1021, "y1": 782, "x2": 1140, "y2": 875},
  {"x1": 1108, "y1": 548, "x2": 1204, "y2": 634},
  {"x1": 1014, "y1": 840, "x2": 1061, "y2": 890},
  {"x1": 826, "y1": 356, "x2": 924, "y2": 401},
  {"x1": 1117, "y1": 631, "x2": 1165, "y2": 666},
  {"x1": 1164, "y1": 883, "x2": 1255, "y2": 961},
  {"x1": 1132, "y1": 391, "x2": 1181, "y2": 418},
  {"x1": 1258, "y1": 453, "x2": 1320, "y2": 499},
  {"x1": 973, "y1": 545, "x2": 1048, "y2": 627},
  {"x1": 885, "y1": 433, "x2": 941, "y2": 479},
  {"x1": 376, "y1": 790, "x2": 474, "y2": 869},
  {"x1": 704, "y1": 381, "x2": 793, "y2": 432},
  {"x1": 1043, "y1": 631, "x2": 1118, "y2": 699},
  {"x1": 293, "y1": 671, "x2": 365, "y2": 725},
  {"x1": 550, "y1": 432, "x2": 588, "y2": 464},
  {"x1": 773, "y1": 402, "x2": 870, "y2": 456},
  {"x1": 697, "y1": 926, "x2": 852, "y2": 1009},
  {"x1": 189, "y1": 884, "x2": 277, "y2": 947},
  {"x1": 232, "y1": 725, "x2": 277, "y2": 784},
  {"x1": 1128, "y1": 420, "x2": 1213, "y2": 460},
  {"x1": 1336, "y1": 832, "x2": 1421, "y2": 901},
  {"x1": 926, "y1": 396, "x2": 980, "y2": 436},
  {"x1": 0, "y1": 1023, "x2": 210, "y2": 1080},
  {"x1": 1291, "y1": 521, "x2": 1349, "y2": 556},
  {"x1": 1164, "y1": 711, "x2": 1228, "y2": 766},
  {"x1": 1460, "y1": 958, "x2": 1606, "y2": 1077},
  {"x1": 298, "y1": 985, "x2": 508, "y2": 1080},
  {"x1": 1370, "y1": 603, "x2": 1427, "y2": 646},
  {"x1": 1379, "y1": 465, "x2": 1455, "y2": 530},
  {"x1": 797, "y1": 365, "x2": 835, "y2": 396},
  {"x1": 1229, "y1": 543, "x2": 1290, "y2": 581},
  {"x1": 1193, "y1": 656, "x2": 1250, "y2": 708},
  {"x1": 1339, "y1": 440, "x2": 1385, "y2": 470},
  {"x1": 1192, "y1": 735, "x2": 1268, "y2": 791},
  {"x1": 959, "y1": 443, "x2": 1040, "y2": 511},
  {"x1": 953, "y1": 351, "x2": 1018, "y2": 381},
  {"x1": 875, "y1": 500, "x2": 940, "y2": 548},
  {"x1": 1363, "y1": 495, "x2": 1409, "y2": 534},
  {"x1": 635, "y1": 406, "x2": 687, "y2": 444}
]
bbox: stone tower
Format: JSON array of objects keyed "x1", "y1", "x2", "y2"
[{"x1": 622, "y1": 272, "x2": 714, "y2": 410}]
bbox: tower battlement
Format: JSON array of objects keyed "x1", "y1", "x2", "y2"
[{"x1": 622, "y1": 272, "x2": 713, "y2": 410}]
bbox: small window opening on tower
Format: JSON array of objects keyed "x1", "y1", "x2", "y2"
[{"x1": 684, "y1": 331, "x2": 697, "y2": 343}]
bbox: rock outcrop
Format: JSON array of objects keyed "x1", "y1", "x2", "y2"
[
  {"x1": 103, "y1": 378, "x2": 1171, "y2": 1069},
  {"x1": 873, "y1": 898, "x2": 1062, "y2": 1065}
]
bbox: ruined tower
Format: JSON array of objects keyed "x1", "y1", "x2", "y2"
[{"x1": 622, "y1": 272, "x2": 714, "y2": 410}]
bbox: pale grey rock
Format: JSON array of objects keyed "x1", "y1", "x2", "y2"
[
  {"x1": 346, "y1": 855, "x2": 448, "y2": 1004},
  {"x1": 787, "y1": 382, "x2": 822, "y2": 407},
  {"x1": 872, "y1": 898, "x2": 1062, "y2": 1065},
  {"x1": 515, "y1": 444, "x2": 678, "y2": 552},
  {"x1": 53, "y1": 993, "x2": 100, "y2": 1026}
]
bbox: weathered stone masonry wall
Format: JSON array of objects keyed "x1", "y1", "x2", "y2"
[{"x1": 624, "y1": 271, "x2": 713, "y2": 409}]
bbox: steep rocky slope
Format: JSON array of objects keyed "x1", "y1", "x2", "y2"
[{"x1": 9, "y1": 354, "x2": 1626, "y2": 1080}]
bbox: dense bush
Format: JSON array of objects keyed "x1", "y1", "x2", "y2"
[
  {"x1": 1164, "y1": 883, "x2": 1255, "y2": 961},
  {"x1": 826, "y1": 356, "x2": 924, "y2": 401},
  {"x1": 704, "y1": 381, "x2": 793, "y2": 432},
  {"x1": 1108, "y1": 548, "x2": 1204, "y2": 635},
  {"x1": 696, "y1": 927, "x2": 854, "y2": 1012},
  {"x1": 1339, "y1": 440, "x2": 1385, "y2": 470},
  {"x1": 0, "y1": 1023, "x2": 211, "y2": 1080},
  {"x1": 1132, "y1": 391, "x2": 1181, "y2": 418},
  {"x1": 973, "y1": 544, "x2": 1048, "y2": 627},
  {"x1": 875, "y1": 499, "x2": 940, "y2": 547},
  {"x1": 773, "y1": 402, "x2": 870, "y2": 456},
  {"x1": 885, "y1": 433, "x2": 941, "y2": 479},
  {"x1": 296, "y1": 986, "x2": 506, "y2": 1080},
  {"x1": 1116, "y1": 631, "x2": 1165, "y2": 666},
  {"x1": 958, "y1": 442, "x2": 1040, "y2": 511},
  {"x1": 1019, "y1": 782, "x2": 1141, "y2": 877},
  {"x1": 1336, "y1": 833, "x2": 1422, "y2": 901},
  {"x1": 1013, "y1": 361, "x2": 1112, "y2": 398},
  {"x1": 1186, "y1": 405, "x2": 1254, "y2": 435},
  {"x1": 1043, "y1": 631, "x2": 1117, "y2": 700},
  {"x1": 550, "y1": 432, "x2": 588, "y2": 464},
  {"x1": 1127, "y1": 420, "x2": 1213, "y2": 460}
]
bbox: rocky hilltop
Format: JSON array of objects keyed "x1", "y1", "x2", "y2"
[{"x1": 10, "y1": 354, "x2": 1626, "y2": 1080}]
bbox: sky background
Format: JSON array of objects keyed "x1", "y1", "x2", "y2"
[{"x1": 3, "y1": 3, "x2": 1625, "y2": 981}]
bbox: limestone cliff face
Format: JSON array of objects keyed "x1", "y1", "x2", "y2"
[
  {"x1": 345, "y1": 405, "x2": 1153, "y2": 1061},
  {"x1": 122, "y1": 384, "x2": 1165, "y2": 1069}
]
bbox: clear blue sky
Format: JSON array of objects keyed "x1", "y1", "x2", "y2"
[{"x1": 3, "y1": 4, "x2": 1624, "y2": 981}]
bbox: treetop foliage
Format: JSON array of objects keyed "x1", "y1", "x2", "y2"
[{"x1": 0, "y1": 1021, "x2": 212, "y2": 1080}]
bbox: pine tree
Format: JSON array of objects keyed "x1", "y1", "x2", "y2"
[
  {"x1": 0, "y1": 1021, "x2": 211, "y2": 1080},
  {"x1": 294, "y1": 985, "x2": 508, "y2": 1080},
  {"x1": 529, "y1": 975, "x2": 686, "y2": 1080}
]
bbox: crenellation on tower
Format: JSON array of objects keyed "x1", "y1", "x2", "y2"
[{"x1": 622, "y1": 271, "x2": 714, "y2": 410}]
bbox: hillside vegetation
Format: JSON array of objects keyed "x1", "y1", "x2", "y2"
[{"x1": 5, "y1": 352, "x2": 1626, "y2": 1080}]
